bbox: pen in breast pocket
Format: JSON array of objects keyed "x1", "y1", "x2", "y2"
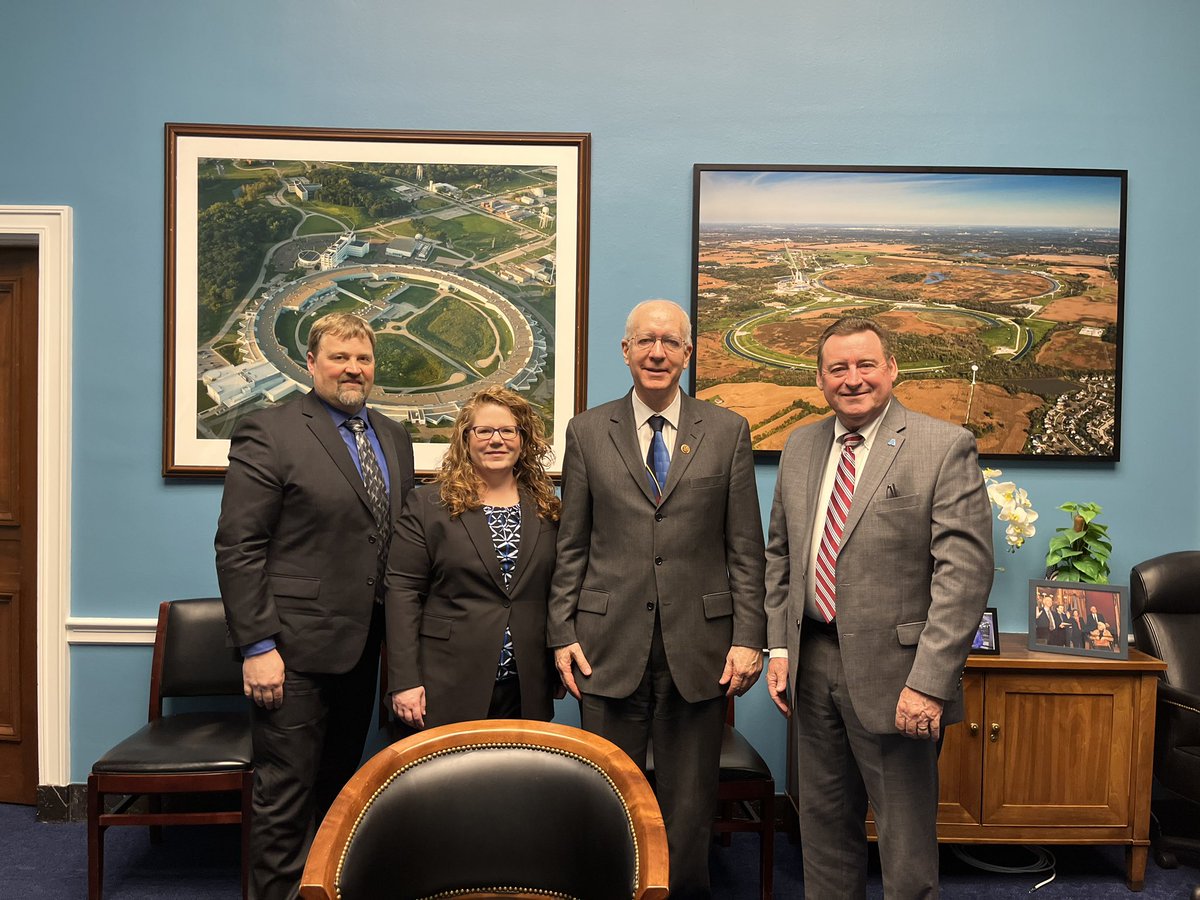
[{"x1": 886, "y1": 483, "x2": 897, "y2": 498}]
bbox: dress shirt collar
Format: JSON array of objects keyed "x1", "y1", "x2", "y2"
[
  {"x1": 630, "y1": 388, "x2": 682, "y2": 431},
  {"x1": 318, "y1": 396, "x2": 367, "y2": 430},
  {"x1": 832, "y1": 400, "x2": 891, "y2": 450}
]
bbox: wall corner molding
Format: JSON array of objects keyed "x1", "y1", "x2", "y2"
[{"x1": 1, "y1": 206, "x2": 73, "y2": 786}]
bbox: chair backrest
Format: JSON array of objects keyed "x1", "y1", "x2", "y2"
[
  {"x1": 300, "y1": 720, "x2": 669, "y2": 900},
  {"x1": 1131, "y1": 552, "x2": 1200, "y2": 690},
  {"x1": 149, "y1": 598, "x2": 245, "y2": 718}
]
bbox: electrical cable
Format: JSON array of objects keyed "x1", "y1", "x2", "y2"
[{"x1": 950, "y1": 844, "x2": 1057, "y2": 893}]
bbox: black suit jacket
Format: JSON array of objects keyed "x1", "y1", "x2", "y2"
[
  {"x1": 385, "y1": 485, "x2": 557, "y2": 727},
  {"x1": 216, "y1": 390, "x2": 415, "y2": 674}
]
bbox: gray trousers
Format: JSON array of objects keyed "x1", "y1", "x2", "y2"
[{"x1": 793, "y1": 628, "x2": 941, "y2": 900}]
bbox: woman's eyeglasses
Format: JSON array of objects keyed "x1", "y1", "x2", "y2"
[{"x1": 468, "y1": 426, "x2": 521, "y2": 441}]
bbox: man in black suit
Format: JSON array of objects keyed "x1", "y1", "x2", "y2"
[
  {"x1": 1050, "y1": 601, "x2": 1070, "y2": 647},
  {"x1": 1035, "y1": 594, "x2": 1054, "y2": 644},
  {"x1": 216, "y1": 312, "x2": 414, "y2": 900},
  {"x1": 1084, "y1": 604, "x2": 1108, "y2": 649}
]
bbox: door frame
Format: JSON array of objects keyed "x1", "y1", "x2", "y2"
[{"x1": 0, "y1": 206, "x2": 73, "y2": 787}]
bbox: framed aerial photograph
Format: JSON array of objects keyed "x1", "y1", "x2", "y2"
[
  {"x1": 970, "y1": 607, "x2": 1000, "y2": 655},
  {"x1": 165, "y1": 123, "x2": 590, "y2": 476},
  {"x1": 1028, "y1": 579, "x2": 1129, "y2": 660},
  {"x1": 690, "y1": 165, "x2": 1126, "y2": 461}
]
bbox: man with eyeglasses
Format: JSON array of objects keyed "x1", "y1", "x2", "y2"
[
  {"x1": 763, "y1": 316, "x2": 992, "y2": 898},
  {"x1": 549, "y1": 299, "x2": 766, "y2": 899}
]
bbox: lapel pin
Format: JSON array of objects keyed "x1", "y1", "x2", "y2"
[
  {"x1": 887, "y1": 438, "x2": 896, "y2": 446},
  {"x1": 680, "y1": 444, "x2": 691, "y2": 454}
]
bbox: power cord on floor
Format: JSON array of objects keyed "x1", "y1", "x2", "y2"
[{"x1": 950, "y1": 844, "x2": 1058, "y2": 893}]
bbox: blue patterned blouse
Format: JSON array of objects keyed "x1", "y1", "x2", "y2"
[{"x1": 483, "y1": 503, "x2": 521, "y2": 681}]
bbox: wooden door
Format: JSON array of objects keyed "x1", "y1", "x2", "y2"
[
  {"x1": 981, "y1": 671, "x2": 1132, "y2": 827},
  {"x1": 0, "y1": 247, "x2": 38, "y2": 804},
  {"x1": 936, "y1": 671, "x2": 984, "y2": 824}
]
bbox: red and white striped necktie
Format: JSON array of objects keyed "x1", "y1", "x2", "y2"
[{"x1": 813, "y1": 433, "x2": 863, "y2": 623}]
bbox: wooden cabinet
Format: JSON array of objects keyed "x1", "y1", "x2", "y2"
[{"x1": 789, "y1": 636, "x2": 1166, "y2": 891}]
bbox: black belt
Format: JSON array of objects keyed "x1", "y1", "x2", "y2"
[{"x1": 803, "y1": 616, "x2": 838, "y2": 639}]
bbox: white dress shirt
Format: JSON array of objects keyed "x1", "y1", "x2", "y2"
[
  {"x1": 631, "y1": 389, "x2": 681, "y2": 468},
  {"x1": 772, "y1": 401, "x2": 891, "y2": 656}
]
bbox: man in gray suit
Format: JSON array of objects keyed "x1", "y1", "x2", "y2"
[
  {"x1": 549, "y1": 299, "x2": 766, "y2": 899},
  {"x1": 217, "y1": 312, "x2": 414, "y2": 900},
  {"x1": 764, "y1": 316, "x2": 992, "y2": 899}
]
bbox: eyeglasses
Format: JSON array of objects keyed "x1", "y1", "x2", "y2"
[
  {"x1": 468, "y1": 426, "x2": 521, "y2": 441},
  {"x1": 630, "y1": 334, "x2": 688, "y2": 354}
]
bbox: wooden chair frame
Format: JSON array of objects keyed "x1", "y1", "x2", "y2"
[
  {"x1": 86, "y1": 600, "x2": 252, "y2": 900},
  {"x1": 714, "y1": 699, "x2": 775, "y2": 900},
  {"x1": 300, "y1": 719, "x2": 669, "y2": 900}
]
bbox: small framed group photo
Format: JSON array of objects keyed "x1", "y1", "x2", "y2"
[
  {"x1": 1028, "y1": 579, "x2": 1129, "y2": 660},
  {"x1": 970, "y1": 607, "x2": 1000, "y2": 655}
]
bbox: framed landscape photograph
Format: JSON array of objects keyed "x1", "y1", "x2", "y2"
[
  {"x1": 1028, "y1": 579, "x2": 1129, "y2": 660},
  {"x1": 165, "y1": 123, "x2": 590, "y2": 476},
  {"x1": 691, "y1": 165, "x2": 1126, "y2": 461}
]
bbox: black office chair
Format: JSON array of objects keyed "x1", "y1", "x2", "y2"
[
  {"x1": 87, "y1": 598, "x2": 252, "y2": 900},
  {"x1": 1130, "y1": 552, "x2": 1200, "y2": 883},
  {"x1": 300, "y1": 719, "x2": 669, "y2": 900},
  {"x1": 647, "y1": 698, "x2": 775, "y2": 900}
]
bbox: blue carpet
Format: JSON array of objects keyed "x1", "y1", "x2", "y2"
[{"x1": 2, "y1": 802, "x2": 1197, "y2": 898}]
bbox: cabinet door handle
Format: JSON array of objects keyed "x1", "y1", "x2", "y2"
[
  {"x1": 989, "y1": 722, "x2": 1000, "y2": 742},
  {"x1": 969, "y1": 722, "x2": 979, "y2": 736}
]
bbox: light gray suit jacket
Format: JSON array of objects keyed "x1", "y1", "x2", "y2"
[
  {"x1": 547, "y1": 390, "x2": 766, "y2": 704},
  {"x1": 764, "y1": 401, "x2": 993, "y2": 733}
]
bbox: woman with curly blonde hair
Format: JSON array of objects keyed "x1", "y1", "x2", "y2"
[{"x1": 385, "y1": 387, "x2": 561, "y2": 731}]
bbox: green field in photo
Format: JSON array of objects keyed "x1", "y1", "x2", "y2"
[
  {"x1": 409, "y1": 296, "x2": 498, "y2": 369},
  {"x1": 374, "y1": 333, "x2": 454, "y2": 387}
]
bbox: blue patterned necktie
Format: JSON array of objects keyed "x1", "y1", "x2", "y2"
[
  {"x1": 344, "y1": 416, "x2": 390, "y2": 589},
  {"x1": 646, "y1": 415, "x2": 670, "y2": 503}
]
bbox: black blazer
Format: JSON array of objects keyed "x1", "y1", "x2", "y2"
[
  {"x1": 216, "y1": 390, "x2": 415, "y2": 674},
  {"x1": 385, "y1": 484, "x2": 558, "y2": 727}
]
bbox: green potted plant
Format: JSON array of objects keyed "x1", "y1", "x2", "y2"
[{"x1": 1044, "y1": 501, "x2": 1112, "y2": 584}]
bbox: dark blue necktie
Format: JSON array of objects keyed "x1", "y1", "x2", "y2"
[{"x1": 646, "y1": 415, "x2": 670, "y2": 502}]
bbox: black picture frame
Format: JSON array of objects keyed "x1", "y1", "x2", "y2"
[
  {"x1": 690, "y1": 164, "x2": 1126, "y2": 462},
  {"x1": 970, "y1": 607, "x2": 1000, "y2": 655},
  {"x1": 1028, "y1": 579, "x2": 1129, "y2": 660}
]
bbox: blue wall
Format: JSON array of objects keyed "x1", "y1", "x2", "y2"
[{"x1": 4, "y1": 0, "x2": 1199, "y2": 783}]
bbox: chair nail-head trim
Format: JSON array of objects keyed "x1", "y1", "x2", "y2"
[{"x1": 334, "y1": 742, "x2": 641, "y2": 900}]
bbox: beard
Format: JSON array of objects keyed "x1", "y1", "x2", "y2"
[{"x1": 336, "y1": 382, "x2": 367, "y2": 411}]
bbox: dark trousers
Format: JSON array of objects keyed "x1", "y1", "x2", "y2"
[
  {"x1": 580, "y1": 626, "x2": 726, "y2": 900},
  {"x1": 248, "y1": 612, "x2": 382, "y2": 900},
  {"x1": 793, "y1": 627, "x2": 940, "y2": 900},
  {"x1": 488, "y1": 676, "x2": 523, "y2": 718}
]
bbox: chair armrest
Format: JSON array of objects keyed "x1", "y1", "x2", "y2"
[{"x1": 1158, "y1": 681, "x2": 1200, "y2": 751}]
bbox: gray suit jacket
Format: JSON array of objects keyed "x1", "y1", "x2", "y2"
[
  {"x1": 764, "y1": 401, "x2": 993, "y2": 733},
  {"x1": 547, "y1": 390, "x2": 766, "y2": 704},
  {"x1": 384, "y1": 485, "x2": 557, "y2": 727},
  {"x1": 216, "y1": 390, "x2": 415, "y2": 674}
]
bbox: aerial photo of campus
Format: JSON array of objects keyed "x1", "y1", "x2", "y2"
[
  {"x1": 693, "y1": 168, "x2": 1124, "y2": 458},
  {"x1": 193, "y1": 156, "x2": 561, "y2": 450}
]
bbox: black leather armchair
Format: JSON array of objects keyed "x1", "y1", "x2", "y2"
[
  {"x1": 300, "y1": 719, "x2": 669, "y2": 900},
  {"x1": 87, "y1": 598, "x2": 252, "y2": 900},
  {"x1": 1131, "y1": 552, "x2": 1200, "y2": 874}
]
